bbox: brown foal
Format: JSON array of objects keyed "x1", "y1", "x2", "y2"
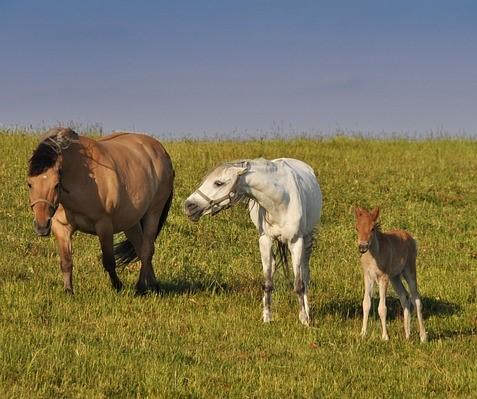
[{"x1": 354, "y1": 207, "x2": 427, "y2": 342}]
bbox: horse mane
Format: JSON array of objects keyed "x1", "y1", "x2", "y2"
[
  {"x1": 28, "y1": 128, "x2": 79, "y2": 176},
  {"x1": 374, "y1": 221, "x2": 382, "y2": 233}
]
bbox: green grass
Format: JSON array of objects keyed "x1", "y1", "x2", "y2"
[{"x1": 0, "y1": 132, "x2": 476, "y2": 398}]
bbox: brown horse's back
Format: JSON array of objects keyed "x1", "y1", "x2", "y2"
[
  {"x1": 95, "y1": 133, "x2": 173, "y2": 228},
  {"x1": 60, "y1": 132, "x2": 173, "y2": 233},
  {"x1": 98, "y1": 133, "x2": 172, "y2": 184}
]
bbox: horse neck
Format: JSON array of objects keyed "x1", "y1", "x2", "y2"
[
  {"x1": 369, "y1": 229, "x2": 382, "y2": 256},
  {"x1": 58, "y1": 137, "x2": 92, "y2": 186},
  {"x1": 241, "y1": 161, "x2": 288, "y2": 220}
]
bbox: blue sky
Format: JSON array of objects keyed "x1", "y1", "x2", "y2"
[{"x1": 1, "y1": 1, "x2": 476, "y2": 137}]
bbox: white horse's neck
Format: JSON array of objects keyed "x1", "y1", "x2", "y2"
[{"x1": 240, "y1": 160, "x2": 288, "y2": 222}]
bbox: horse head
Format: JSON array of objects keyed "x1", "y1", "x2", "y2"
[
  {"x1": 184, "y1": 161, "x2": 249, "y2": 221},
  {"x1": 27, "y1": 128, "x2": 77, "y2": 235},
  {"x1": 354, "y1": 206, "x2": 380, "y2": 254}
]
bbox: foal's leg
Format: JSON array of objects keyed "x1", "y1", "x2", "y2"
[
  {"x1": 289, "y1": 237, "x2": 310, "y2": 325},
  {"x1": 403, "y1": 268, "x2": 427, "y2": 342},
  {"x1": 136, "y1": 211, "x2": 160, "y2": 294},
  {"x1": 361, "y1": 273, "x2": 374, "y2": 337},
  {"x1": 52, "y1": 218, "x2": 74, "y2": 293},
  {"x1": 378, "y1": 276, "x2": 389, "y2": 341},
  {"x1": 259, "y1": 235, "x2": 274, "y2": 322},
  {"x1": 96, "y1": 219, "x2": 123, "y2": 291},
  {"x1": 390, "y1": 275, "x2": 411, "y2": 339}
]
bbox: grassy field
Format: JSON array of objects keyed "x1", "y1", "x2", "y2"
[{"x1": 0, "y1": 131, "x2": 476, "y2": 398}]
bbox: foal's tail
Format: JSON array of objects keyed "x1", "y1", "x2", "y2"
[{"x1": 113, "y1": 192, "x2": 174, "y2": 267}]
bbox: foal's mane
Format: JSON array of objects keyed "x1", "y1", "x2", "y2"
[
  {"x1": 374, "y1": 221, "x2": 382, "y2": 233},
  {"x1": 28, "y1": 128, "x2": 78, "y2": 176}
]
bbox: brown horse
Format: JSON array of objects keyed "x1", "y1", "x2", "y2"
[
  {"x1": 27, "y1": 128, "x2": 174, "y2": 293},
  {"x1": 354, "y1": 207, "x2": 427, "y2": 342}
]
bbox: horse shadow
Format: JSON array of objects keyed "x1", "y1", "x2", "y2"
[
  {"x1": 315, "y1": 295, "x2": 462, "y2": 321},
  {"x1": 428, "y1": 326, "x2": 476, "y2": 341},
  {"x1": 155, "y1": 279, "x2": 235, "y2": 296}
]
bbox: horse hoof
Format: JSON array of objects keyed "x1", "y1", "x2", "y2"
[
  {"x1": 299, "y1": 313, "x2": 310, "y2": 326},
  {"x1": 420, "y1": 333, "x2": 428, "y2": 343}
]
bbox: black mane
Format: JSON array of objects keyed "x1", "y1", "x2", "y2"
[
  {"x1": 28, "y1": 128, "x2": 79, "y2": 176},
  {"x1": 374, "y1": 221, "x2": 382, "y2": 233},
  {"x1": 28, "y1": 138, "x2": 60, "y2": 177}
]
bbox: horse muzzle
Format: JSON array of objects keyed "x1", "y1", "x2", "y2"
[
  {"x1": 183, "y1": 200, "x2": 203, "y2": 222},
  {"x1": 34, "y1": 218, "x2": 52, "y2": 236},
  {"x1": 358, "y1": 242, "x2": 369, "y2": 254}
]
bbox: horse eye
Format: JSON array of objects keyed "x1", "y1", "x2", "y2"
[
  {"x1": 214, "y1": 180, "x2": 224, "y2": 187},
  {"x1": 27, "y1": 183, "x2": 32, "y2": 188}
]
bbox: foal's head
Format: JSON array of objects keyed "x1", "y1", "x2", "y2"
[
  {"x1": 27, "y1": 128, "x2": 77, "y2": 235},
  {"x1": 354, "y1": 207, "x2": 380, "y2": 254},
  {"x1": 184, "y1": 161, "x2": 249, "y2": 221}
]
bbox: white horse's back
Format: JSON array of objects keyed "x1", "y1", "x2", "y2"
[{"x1": 271, "y1": 158, "x2": 322, "y2": 236}]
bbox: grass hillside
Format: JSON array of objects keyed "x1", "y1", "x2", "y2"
[{"x1": 0, "y1": 132, "x2": 476, "y2": 398}]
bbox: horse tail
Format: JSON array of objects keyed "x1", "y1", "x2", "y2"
[
  {"x1": 273, "y1": 240, "x2": 290, "y2": 278},
  {"x1": 113, "y1": 191, "x2": 173, "y2": 267}
]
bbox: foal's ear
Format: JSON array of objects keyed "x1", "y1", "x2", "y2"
[
  {"x1": 370, "y1": 207, "x2": 380, "y2": 221},
  {"x1": 354, "y1": 206, "x2": 363, "y2": 217}
]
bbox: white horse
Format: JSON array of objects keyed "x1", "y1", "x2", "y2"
[{"x1": 184, "y1": 158, "x2": 322, "y2": 325}]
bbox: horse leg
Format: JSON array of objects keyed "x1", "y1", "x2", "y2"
[
  {"x1": 361, "y1": 272, "x2": 374, "y2": 337},
  {"x1": 259, "y1": 235, "x2": 274, "y2": 322},
  {"x1": 51, "y1": 218, "x2": 74, "y2": 293},
  {"x1": 95, "y1": 219, "x2": 123, "y2": 291},
  {"x1": 135, "y1": 211, "x2": 160, "y2": 294},
  {"x1": 378, "y1": 276, "x2": 389, "y2": 341},
  {"x1": 390, "y1": 275, "x2": 411, "y2": 340},
  {"x1": 289, "y1": 237, "x2": 310, "y2": 326},
  {"x1": 403, "y1": 267, "x2": 427, "y2": 343},
  {"x1": 301, "y1": 235, "x2": 314, "y2": 324}
]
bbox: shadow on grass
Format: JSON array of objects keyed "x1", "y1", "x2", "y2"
[
  {"x1": 315, "y1": 296, "x2": 462, "y2": 321},
  {"x1": 12, "y1": 271, "x2": 32, "y2": 282},
  {"x1": 157, "y1": 279, "x2": 234, "y2": 296},
  {"x1": 429, "y1": 326, "x2": 476, "y2": 341},
  {"x1": 0, "y1": 270, "x2": 32, "y2": 288}
]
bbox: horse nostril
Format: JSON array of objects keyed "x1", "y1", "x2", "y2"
[
  {"x1": 186, "y1": 201, "x2": 197, "y2": 210},
  {"x1": 359, "y1": 244, "x2": 368, "y2": 253}
]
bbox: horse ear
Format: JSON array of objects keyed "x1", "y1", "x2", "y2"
[
  {"x1": 370, "y1": 207, "x2": 380, "y2": 221},
  {"x1": 354, "y1": 206, "x2": 362, "y2": 217},
  {"x1": 236, "y1": 161, "x2": 249, "y2": 176},
  {"x1": 56, "y1": 128, "x2": 79, "y2": 141}
]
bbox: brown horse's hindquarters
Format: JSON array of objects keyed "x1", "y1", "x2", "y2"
[{"x1": 113, "y1": 190, "x2": 173, "y2": 267}]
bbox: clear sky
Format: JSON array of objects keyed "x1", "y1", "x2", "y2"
[{"x1": 1, "y1": 1, "x2": 476, "y2": 137}]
